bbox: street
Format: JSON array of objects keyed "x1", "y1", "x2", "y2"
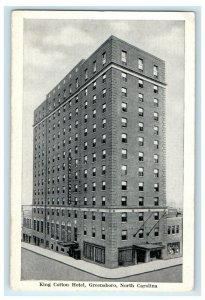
[{"x1": 21, "y1": 248, "x2": 182, "y2": 282}]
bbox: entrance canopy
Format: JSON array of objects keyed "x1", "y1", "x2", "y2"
[
  {"x1": 57, "y1": 241, "x2": 78, "y2": 248},
  {"x1": 134, "y1": 243, "x2": 165, "y2": 251}
]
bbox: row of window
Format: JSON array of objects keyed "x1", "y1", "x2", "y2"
[
  {"x1": 34, "y1": 150, "x2": 160, "y2": 172},
  {"x1": 34, "y1": 181, "x2": 160, "y2": 195},
  {"x1": 34, "y1": 95, "x2": 159, "y2": 143},
  {"x1": 121, "y1": 50, "x2": 159, "y2": 77},
  {"x1": 167, "y1": 225, "x2": 180, "y2": 235},
  {"x1": 33, "y1": 195, "x2": 160, "y2": 207},
  {"x1": 121, "y1": 181, "x2": 160, "y2": 192}
]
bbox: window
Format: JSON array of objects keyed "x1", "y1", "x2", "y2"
[
  {"x1": 101, "y1": 212, "x2": 106, "y2": 222},
  {"x1": 93, "y1": 124, "x2": 96, "y2": 132},
  {"x1": 153, "y1": 65, "x2": 158, "y2": 77},
  {"x1": 138, "y1": 137, "x2": 144, "y2": 146},
  {"x1": 139, "y1": 229, "x2": 144, "y2": 239},
  {"x1": 102, "y1": 150, "x2": 106, "y2": 159},
  {"x1": 154, "y1": 228, "x2": 159, "y2": 236},
  {"x1": 92, "y1": 227, "x2": 96, "y2": 237},
  {"x1": 138, "y1": 58, "x2": 143, "y2": 70},
  {"x1": 154, "y1": 140, "x2": 159, "y2": 149},
  {"x1": 138, "y1": 212, "x2": 144, "y2": 221},
  {"x1": 76, "y1": 78, "x2": 79, "y2": 88},
  {"x1": 168, "y1": 226, "x2": 171, "y2": 234},
  {"x1": 84, "y1": 101, "x2": 88, "y2": 109},
  {"x1": 93, "y1": 81, "x2": 96, "y2": 90},
  {"x1": 138, "y1": 79, "x2": 143, "y2": 88},
  {"x1": 154, "y1": 169, "x2": 159, "y2": 178},
  {"x1": 69, "y1": 84, "x2": 72, "y2": 94},
  {"x1": 121, "y1": 50, "x2": 127, "y2": 63},
  {"x1": 84, "y1": 88, "x2": 88, "y2": 96},
  {"x1": 172, "y1": 226, "x2": 175, "y2": 234},
  {"x1": 102, "y1": 134, "x2": 106, "y2": 144},
  {"x1": 138, "y1": 93, "x2": 143, "y2": 102},
  {"x1": 139, "y1": 182, "x2": 144, "y2": 191},
  {"x1": 121, "y1": 212, "x2": 127, "y2": 222},
  {"x1": 121, "y1": 117, "x2": 127, "y2": 127},
  {"x1": 102, "y1": 165, "x2": 106, "y2": 175},
  {"x1": 139, "y1": 152, "x2": 144, "y2": 162},
  {"x1": 102, "y1": 52, "x2": 106, "y2": 65},
  {"x1": 102, "y1": 196, "x2": 106, "y2": 206},
  {"x1": 122, "y1": 133, "x2": 127, "y2": 143},
  {"x1": 84, "y1": 212, "x2": 87, "y2": 219},
  {"x1": 139, "y1": 197, "x2": 144, "y2": 206},
  {"x1": 84, "y1": 155, "x2": 88, "y2": 164},
  {"x1": 154, "y1": 112, "x2": 159, "y2": 121},
  {"x1": 84, "y1": 169, "x2": 87, "y2": 178},
  {"x1": 92, "y1": 182, "x2": 96, "y2": 191},
  {"x1": 139, "y1": 122, "x2": 144, "y2": 131},
  {"x1": 92, "y1": 212, "x2": 96, "y2": 221},
  {"x1": 121, "y1": 72, "x2": 127, "y2": 81},
  {"x1": 121, "y1": 196, "x2": 127, "y2": 206},
  {"x1": 102, "y1": 118, "x2": 106, "y2": 128},
  {"x1": 75, "y1": 108, "x2": 78, "y2": 116},
  {"x1": 154, "y1": 85, "x2": 158, "y2": 93},
  {"x1": 85, "y1": 69, "x2": 88, "y2": 80},
  {"x1": 92, "y1": 153, "x2": 96, "y2": 162},
  {"x1": 154, "y1": 183, "x2": 159, "y2": 192},
  {"x1": 121, "y1": 165, "x2": 127, "y2": 175},
  {"x1": 138, "y1": 107, "x2": 144, "y2": 117},
  {"x1": 84, "y1": 197, "x2": 87, "y2": 205},
  {"x1": 139, "y1": 167, "x2": 144, "y2": 176},
  {"x1": 84, "y1": 183, "x2": 87, "y2": 192},
  {"x1": 154, "y1": 212, "x2": 159, "y2": 220},
  {"x1": 84, "y1": 114, "x2": 88, "y2": 123},
  {"x1": 93, "y1": 61, "x2": 96, "y2": 73},
  {"x1": 102, "y1": 89, "x2": 106, "y2": 98},
  {"x1": 122, "y1": 149, "x2": 127, "y2": 159},
  {"x1": 101, "y1": 227, "x2": 105, "y2": 240},
  {"x1": 84, "y1": 128, "x2": 87, "y2": 136},
  {"x1": 121, "y1": 230, "x2": 127, "y2": 240},
  {"x1": 176, "y1": 225, "x2": 179, "y2": 234},
  {"x1": 93, "y1": 138, "x2": 96, "y2": 147},
  {"x1": 121, "y1": 87, "x2": 127, "y2": 97},
  {"x1": 102, "y1": 73, "x2": 106, "y2": 83},
  {"x1": 75, "y1": 120, "x2": 78, "y2": 128},
  {"x1": 154, "y1": 154, "x2": 159, "y2": 163},
  {"x1": 122, "y1": 102, "x2": 127, "y2": 112},
  {"x1": 84, "y1": 142, "x2": 87, "y2": 150},
  {"x1": 121, "y1": 181, "x2": 127, "y2": 190},
  {"x1": 154, "y1": 98, "x2": 158, "y2": 107},
  {"x1": 102, "y1": 181, "x2": 106, "y2": 190},
  {"x1": 92, "y1": 167, "x2": 96, "y2": 176},
  {"x1": 102, "y1": 103, "x2": 106, "y2": 113},
  {"x1": 93, "y1": 95, "x2": 96, "y2": 104},
  {"x1": 84, "y1": 226, "x2": 87, "y2": 236},
  {"x1": 93, "y1": 109, "x2": 96, "y2": 118},
  {"x1": 154, "y1": 197, "x2": 159, "y2": 206},
  {"x1": 154, "y1": 126, "x2": 159, "y2": 135},
  {"x1": 75, "y1": 95, "x2": 78, "y2": 103}
]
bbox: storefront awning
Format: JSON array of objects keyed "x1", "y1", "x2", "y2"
[{"x1": 134, "y1": 243, "x2": 165, "y2": 251}]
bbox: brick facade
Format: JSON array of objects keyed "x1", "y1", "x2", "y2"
[{"x1": 23, "y1": 36, "x2": 182, "y2": 268}]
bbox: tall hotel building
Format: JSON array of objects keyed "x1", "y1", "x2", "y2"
[{"x1": 26, "y1": 36, "x2": 182, "y2": 268}]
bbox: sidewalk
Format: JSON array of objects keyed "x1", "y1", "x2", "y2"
[{"x1": 22, "y1": 242, "x2": 182, "y2": 279}]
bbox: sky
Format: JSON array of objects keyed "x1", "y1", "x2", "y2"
[{"x1": 22, "y1": 18, "x2": 184, "y2": 208}]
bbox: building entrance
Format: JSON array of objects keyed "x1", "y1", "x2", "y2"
[{"x1": 136, "y1": 249, "x2": 146, "y2": 263}]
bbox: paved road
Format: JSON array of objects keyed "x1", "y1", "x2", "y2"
[{"x1": 21, "y1": 248, "x2": 182, "y2": 282}]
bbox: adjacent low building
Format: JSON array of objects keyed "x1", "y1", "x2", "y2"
[{"x1": 22, "y1": 35, "x2": 183, "y2": 268}]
